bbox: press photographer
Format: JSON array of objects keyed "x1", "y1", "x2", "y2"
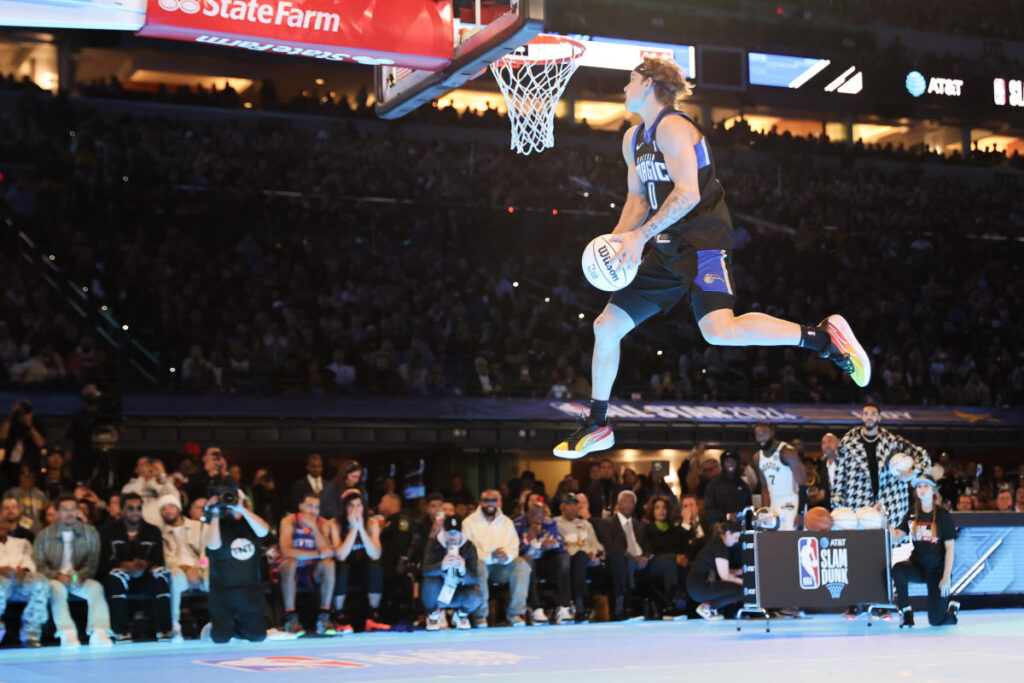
[
  {"x1": 0, "y1": 400, "x2": 46, "y2": 486},
  {"x1": 422, "y1": 516, "x2": 481, "y2": 631},
  {"x1": 202, "y1": 486, "x2": 270, "y2": 643}
]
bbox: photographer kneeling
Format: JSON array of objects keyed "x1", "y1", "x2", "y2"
[
  {"x1": 422, "y1": 516, "x2": 481, "y2": 631},
  {"x1": 202, "y1": 489, "x2": 270, "y2": 643}
]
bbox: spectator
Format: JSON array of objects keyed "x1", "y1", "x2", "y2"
[
  {"x1": 188, "y1": 497, "x2": 208, "y2": 522},
  {"x1": 0, "y1": 512, "x2": 49, "y2": 646},
  {"x1": 40, "y1": 501, "x2": 58, "y2": 529},
  {"x1": 703, "y1": 452, "x2": 752, "y2": 524},
  {"x1": 321, "y1": 459, "x2": 364, "y2": 521},
  {"x1": 159, "y1": 494, "x2": 206, "y2": 642},
  {"x1": 422, "y1": 515, "x2": 482, "y2": 631},
  {"x1": 554, "y1": 492, "x2": 603, "y2": 622},
  {"x1": 278, "y1": 493, "x2": 337, "y2": 636},
  {"x1": 40, "y1": 451, "x2": 74, "y2": 501},
  {"x1": 594, "y1": 490, "x2": 652, "y2": 621},
  {"x1": 375, "y1": 493, "x2": 418, "y2": 624},
  {"x1": 465, "y1": 356, "x2": 502, "y2": 397},
  {"x1": 33, "y1": 495, "x2": 113, "y2": 647},
  {"x1": 288, "y1": 454, "x2": 325, "y2": 511},
  {"x1": 0, "y1": 400, "x2": 46, "y2": 485},
  {"x1": 122, "y1": 457, "x2": 181, "y2": 527},
  {"x1": 644, "y1": 494, "x2": 688, "y2": 616},
  {"x1": 326, "y1": 350, "x2": 356, "y2": 392},
  {"x1": 334, "y1": 489, "x2": 388, "y2": 633},
  {"x1": 679, "y1": 493, "x2": 710, "y2": 561},
  {"x1": 574, "y1": 492, "x2": 593, "y2": 520},
  {"x1": 955, "y1": 493, "x2": 976, "y2": 511},
  {"x1": 251, "y1": 469, "x2": 283, "y2": 533},
  {"x1": 187, "y1": 446, "x2": 229, "y2": 504},
  {"x1": 2, "y1": 497, "x2": 36, "y2": 541},
  {"x1": 462, "y1": 489, "x2": 529, "y2": 627},
  {"x1": 994, "y1": 488, "x2": 1014, "y2": 512},
  {"x1": 515, "y1": 502, "x2": 573, "y2": 625},
  {"x1": 587, "y1": 459, "x2": 623, "y2": 519},
  {"x1": 202, "y1": 491, "x2": 269, "y2": 643},
  {"x1": 99, "y1": 492, "x2": 171, "y2": 642},
  {"x1": 686, "y1": 520, "x2": 745, "y2": 621},
  {"x1": 64, "y1": 385, "x2": 115, "y2": 490},
  {"x1": 4, "y1": 466, "x2": 48, "y2": 533},
  {"x1": 443, "y1": 475, "x2": 475, "y2": 507}
]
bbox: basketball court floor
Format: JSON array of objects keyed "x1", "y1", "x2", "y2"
[{"x1": 1, "y1": 609, "x2": 1021, "y2": 682}]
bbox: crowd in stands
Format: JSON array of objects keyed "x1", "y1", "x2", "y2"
[{"x1": 2, "y1": 414, "x2": 1022, "y2": 646}]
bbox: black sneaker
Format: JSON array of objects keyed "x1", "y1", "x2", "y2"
[
  {"x1": 553, "y1": 416, "x2": 614, "y2": 460},
  {"x1": 946, "y1": 600, "x2": 960, "y2": 624},
  {"x1": 843, "y1": 605, "x2": 861, "y2": 620},
  {"x1": 156, "y1": 630, "x2": 174, "y2": 642},
  {"x1": 900, "y1": 609, "x2": 914, "y2": 628},
  {"x1": 818, "y1": 315, "x2": 871, "y2": 387},
  {"x1": 284, "y1": 613, "x2": 305, "y2": 637}
]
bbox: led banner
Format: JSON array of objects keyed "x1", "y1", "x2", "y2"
[
  {"x1": 0, "y1": 0, "x2": 146, "y2": 30},
  {"x1": 561, "y1": 34, "x2": 695, "y2": 78},
  {"x1": 137, "y1": 0, "x2": 454, "y2": 68},
  {"x1": 748, "y1": 51, "x2": 863, "y2": 94}
]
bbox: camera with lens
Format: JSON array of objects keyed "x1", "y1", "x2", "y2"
[{"x1": 201, "y1": 482, "x2": 241, "y2": 523}]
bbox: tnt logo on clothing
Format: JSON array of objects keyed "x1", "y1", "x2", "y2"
[
  {"x1": 798, "y1": 537, "x2": 820, "y2": 589},
  {"x1": 196, "y1": 656, "x2": 368, "y2": 672},
  {"x1": 230, "y1": 537, "x2": 256, "y2": 561}
]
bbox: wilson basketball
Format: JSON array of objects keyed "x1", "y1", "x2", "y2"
[
  {"x1": 830, "y1": 506, "x2": 858, "y2": 530},
  {"x1": 855, "y1": 505, "x2": 885, "y2": 529},
  {"x1": 888, "y1": 452, "x2": 914, "y2": 478},
  {"x1": 804, "y1": 507, "x2": 833, "y2": 531},
  {"x1": 581, "y1": 233, "x2": 639, "y2": 292}
]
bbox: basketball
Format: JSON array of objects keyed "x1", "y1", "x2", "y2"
[
  {"x1": 581, "y1": 233, "x2": 639, "y2": 292},
  {"x1": 830, "y1": 506, "x2": 858, "y2": 530},
  {"x1": 888, "y1": 452, "x2": 914, "y2": 478},
  {"x1": 855, "y1": 505, "x2": 885, "y2": 529},
  {"x1": 803, "y1": 507, "x2": 833, "y2": 531}
]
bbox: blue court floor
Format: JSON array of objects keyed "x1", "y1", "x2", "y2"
[{"x1": 1, "y1": 609, "x2": 1022, "y2": 682}]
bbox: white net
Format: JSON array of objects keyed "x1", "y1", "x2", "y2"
[{"x1": 490, "y1": 36, "x2": 584, "y2": 155}]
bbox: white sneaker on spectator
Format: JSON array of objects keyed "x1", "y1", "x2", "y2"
[
  {"x1": 454, "y1": 611, "x2": 471, "y2": 630},
  {"x1": 696, "y1": 602, "x2": 724, "y2": 622},
  {"x1": 200, "y1": 623, "x2": 212, "y2": 642},
  {"x1": 91, "y1": 630, "x2": 114, "y2": 648},
  {"x1": 554, "y1": 606, "x2": 574, "y2": 624},
  {"x1": 509, "y1": 615, "x2": 527, "y2": 627},
  {"x1": 171, "y1": 623, "x2": 185, "y2": 643},
  {"x1": 60, "y1": 629, "x2": 81, "y2": 649},
  {"x1": 426, "y1": 610, "x2": 443, "y2": 632},
  {"x1": 531, "y1": 608, "x2": 549, "y2": 624}
]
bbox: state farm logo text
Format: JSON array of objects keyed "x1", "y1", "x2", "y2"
[{"x1": 158, "y1": 0, "x2": 342, "y2": 33}]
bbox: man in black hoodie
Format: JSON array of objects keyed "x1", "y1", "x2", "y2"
[
  {"x1": 703, "y1": 452, "x2": 751, "y2": 524},
  {"x1": 99, "y1": 492, "x2": 172, "y2": 641},
  {"x1": 421, "y1": 516, "x2": 481, "y2": 630}
]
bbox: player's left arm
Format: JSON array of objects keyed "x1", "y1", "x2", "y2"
[
  {"x1": 782, "y1": 445, "x2": 807, "y2": 486},
  {"x1": 610, "y1": 117, "x2": 701, "y2": 266}
]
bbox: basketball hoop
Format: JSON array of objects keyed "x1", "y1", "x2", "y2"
[{"x1": 490, "y1": 34, "x2": 585, "y2": 155}]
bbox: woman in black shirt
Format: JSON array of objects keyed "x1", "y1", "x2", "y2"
[
  {"x1": 686, "y1": 520, "x2": 744, "y2": 620},
  {"x1": 892, "y1": 474, "x2": 958, "y2": 627}
]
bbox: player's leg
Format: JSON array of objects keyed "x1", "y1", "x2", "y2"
[{"x1": 691, "y1": 249, "x2": 871, "y2": 387}]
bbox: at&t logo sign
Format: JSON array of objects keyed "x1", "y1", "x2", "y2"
[{"x1": 906, "y1": 70, "x2": 963, "y2": 97}]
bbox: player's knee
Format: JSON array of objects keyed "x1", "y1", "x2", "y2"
[
  {"x1": 594, "y1": 313, "x2": 628, "y2": 343},
  {"x1": 699, "y1": 320, "x2": 737, "y2": 346}
]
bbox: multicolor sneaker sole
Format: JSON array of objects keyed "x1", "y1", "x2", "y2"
[
  {"x1": 553, "y1": 423, "x2": 615, "y2": 460},
  {"x1": 822, "y1": 314, "x2": 872, "y2": 387}
]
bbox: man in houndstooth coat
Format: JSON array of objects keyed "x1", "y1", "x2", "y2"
[{"x1": 830, "y1": 403, "x2": 930, "y2": 529}]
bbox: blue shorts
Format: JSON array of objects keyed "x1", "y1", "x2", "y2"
[{"x1": 609, "y1": 248, "x2": 736, "y2": 325}]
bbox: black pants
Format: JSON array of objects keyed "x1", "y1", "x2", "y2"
[
  {"x1": 104, "y1": 566, "x2": 171, "y2": 634},
  {"x1": 686, "y1": 576, "x2": 744, "y2": 610},
  {"x1": 337, "y1": 560, "x2": 384, "y2": 596},
  {"x1": 568, "y1": 552, "x2": 591, "y2": 608},
  {"x1": 892, "y1": 560, "x2": 957, "y2": 626},
  {"x1": 527, "y1": 552, "x2": 571, "y2": 608},
  {"x1": 603, "y1": 553, "x2": 635, "y2": 608},
  {"x1": 421, "y1": 577, "x2": 483, "y2": 613},
  {"x1": 209, "y1": 584, "x2": 267, "y2": 643},
  {"x1": 637, "y1": 554, "x2": 679, "y2": 599}
]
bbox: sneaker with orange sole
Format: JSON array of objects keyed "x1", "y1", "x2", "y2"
[{"x1": 819, "y1": 314, "x2": 871, "y2": 387}]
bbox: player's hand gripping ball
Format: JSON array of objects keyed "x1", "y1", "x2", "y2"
[{"x1": 582, "y1": 234, "x2": 639, "y2": 292}]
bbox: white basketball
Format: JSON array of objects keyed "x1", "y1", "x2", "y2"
[
  {"x1": 855, "y1": 505, "x2": 884, "y2": 530},
  {"x1": 581, "y1": 234, "x2": 639, "y2": 292},
  {"x1": 888, "y1": 452, "x2": 914, "y2": 477},
  {"x1": 830, "y1": 506, "x2": 858, "y2": 530}
]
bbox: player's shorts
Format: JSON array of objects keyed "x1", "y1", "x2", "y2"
[
  {"x1": 270, "y1": 558, "x2": 320, "y2": 588},
  {"x1": 609, "y1": 247, "x2": 736, "y2": 326}
]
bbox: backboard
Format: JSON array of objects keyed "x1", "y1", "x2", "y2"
[{"x1": 374, "y1": 0, "x2": 545, "y2": 119}]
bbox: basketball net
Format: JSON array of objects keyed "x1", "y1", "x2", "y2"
[{"x1": 490, "y1": 35, "x2": 585, "y2": 155}]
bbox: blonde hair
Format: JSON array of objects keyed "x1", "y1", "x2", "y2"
[{"x1": 635, "y1": 56, "x2": 693, "y2": 105}]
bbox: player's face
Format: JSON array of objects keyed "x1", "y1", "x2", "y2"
[
  {"x1": 861, "y1": 407, "x2": 880, "y2": 430},
  {"x1": 302, "y1": 498, "x2": 320, "y2": 518},
  {"x1": 754, "y1": 425, "x2": 772, "y2": 446},
  {"x1": 624, "y1": 71, "x2": 649, "y2": 112}
]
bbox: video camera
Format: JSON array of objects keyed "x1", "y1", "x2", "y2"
[{"x1": 201, "y1": 481, "x2": 241, "y2": 523}]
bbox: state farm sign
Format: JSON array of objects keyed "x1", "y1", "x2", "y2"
[{"x1": 139, "y1": 0, "x2": 454, "y2": 69}]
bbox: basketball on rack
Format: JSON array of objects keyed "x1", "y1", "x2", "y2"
[
  {"x1": 581, "y1": 234, "x2": 639, "y2": 292},
  {"x1": 803, "y1": 507, "x2": 833, "y2": 531}
]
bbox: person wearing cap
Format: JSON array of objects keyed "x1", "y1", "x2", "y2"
[
  {"x1": 121, "y1": 456, "x2": 180, "y2": 528},
  {"x1": 891, "y1": 474, "x2": 958, "y2": 628},
  {"x1": 421, "y1": 515, "x2": 481, "y2": 630},
  {"x1": 703, "y1": 452, "x2": 752, "y2": 524},
  {"x1": 554, "y1": 492, "x2": 604, "y2": 622},
  {"x1": 99, "y1": 491, "x2": 172, "y2": 642},
  {"x1": 159, "y1": 493, "x2": 206, "y2": 642},
  {"x1": 515, "y1": 501, "x2": 572, "y2": 625}
]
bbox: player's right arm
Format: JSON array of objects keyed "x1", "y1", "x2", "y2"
[{"x1": 611, "y1": 126, "x2": 650, "y2": 235}]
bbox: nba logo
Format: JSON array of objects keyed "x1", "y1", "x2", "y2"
[{"x1": 797, "y1": 537, "x2": 820, "y2": 589}]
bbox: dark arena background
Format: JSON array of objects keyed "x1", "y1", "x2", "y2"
[{"x1": 0, "y1": 1, "x2": 1023, "y2": 681}]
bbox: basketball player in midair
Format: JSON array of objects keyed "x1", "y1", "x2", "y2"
[
  {"x1": 553, "y1": 57, "x2": 871, "y2": 459},
  {"x1": 752, "y1": 422, "x2": 805, "y2": 531}
]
